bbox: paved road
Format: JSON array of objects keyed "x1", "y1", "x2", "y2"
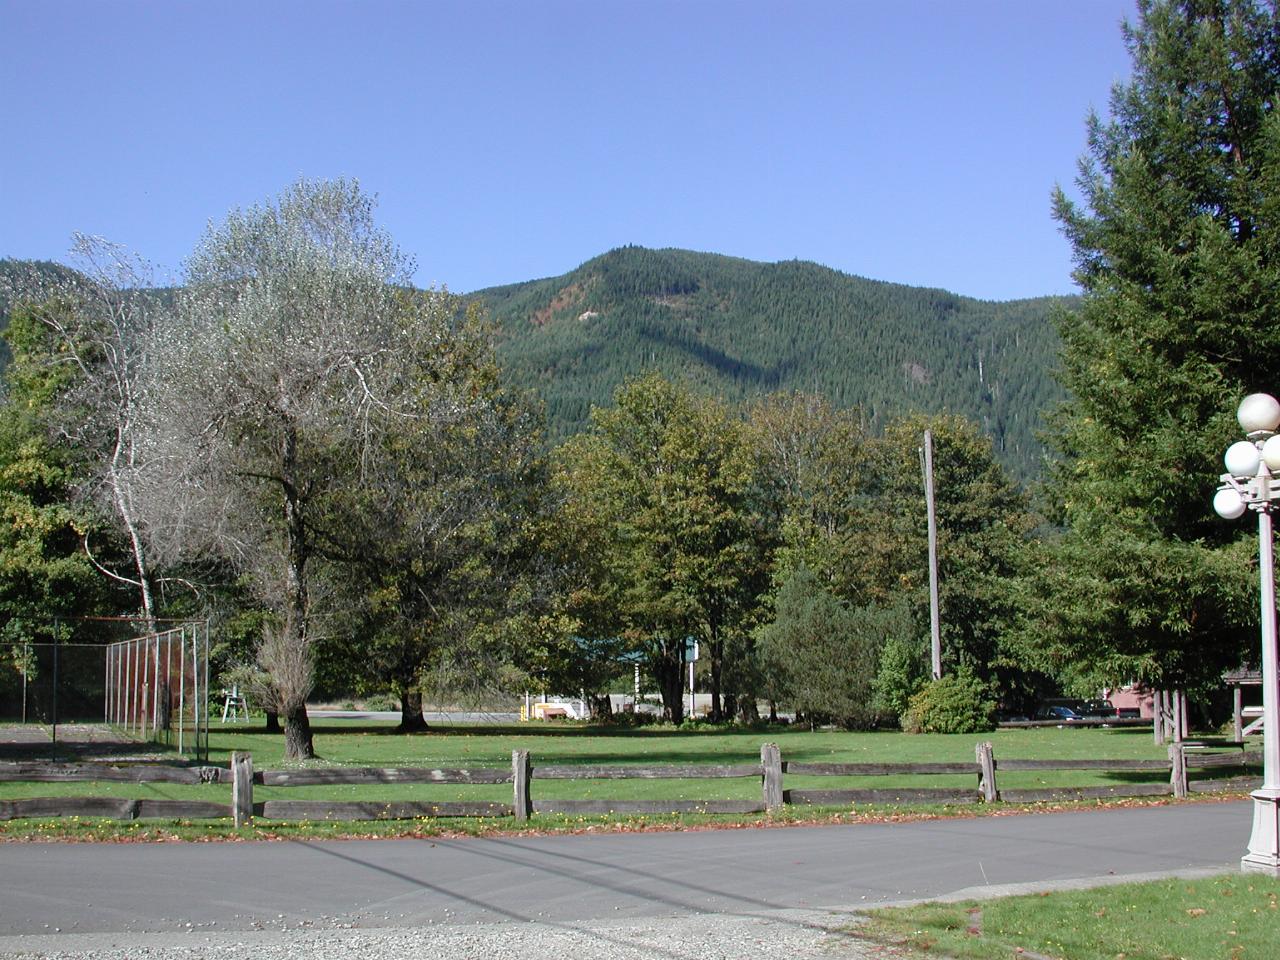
[{"x1": 0, "y1": 801, "x2": 1249, "y2": 940}]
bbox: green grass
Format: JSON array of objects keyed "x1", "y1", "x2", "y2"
[
  {"x1": 851, "y1": 873, "x2": 1280, "y2": 960},
  {"x1": 0, "y1": 720, "x2": 1258, "y2": 840}
]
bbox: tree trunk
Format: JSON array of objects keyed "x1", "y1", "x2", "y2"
[
  {"x1": 157, "y1": 680, "x2": 171, "y2": 731},
  {"x1": 589, "y1": 693, "x2": 613, "y2": 720},
  {"x1": 264, "y1": 711, "x2": 281, "y2": 733},
  {"x1": 282, "y1": 704, "x2": 314, "y2": 760},
  {"x1": 397, "y1": 686, "x2": 429, "y2": 732},
  {"x1": 655, "y1": 648, "x2": 685, "y2": 725},
  {"x1": 709, "y1": 637, "x2": 724, "y2": 722},
  {"x1": 736, "y1": 697, "x2": 759, "y2": 724},
  {"x1": 276, "y1": 423, "x2": 316, "y2": 760},
  {"x1": 110, "y1": 430, "x2": 158, "y2": 633}
]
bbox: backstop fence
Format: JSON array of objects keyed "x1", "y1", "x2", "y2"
[
  {"x1": 2, "y1": 619, "x2": 209, "y2": 761},
  {"x1": 104, "y1": 622, "x2": 209, "y2": 760}
]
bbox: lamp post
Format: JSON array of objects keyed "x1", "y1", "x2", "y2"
[{"x1": 1213, "y1": 392, "x2": 1280, "y2": 877}]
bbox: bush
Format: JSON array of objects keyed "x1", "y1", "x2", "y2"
[
  {"x1": 363, "y1": 692, "x2": 398, "y2": 712},
  {"x1": 597, "y1": 709, "x2": 662, "y2": 728},
  {"x1": 902, "y1": 671, "x2": 995, "y2": 734},
  {"x1": 872, "y1": 627, "x2": 928, "y2": 723}
]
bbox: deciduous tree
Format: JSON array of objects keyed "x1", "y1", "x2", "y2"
[
  {"x1": 555, "y1": 374, "x2": 768, "y2": 723},
  {"x1": 143, "y1": 179, "x2": 491, "y2": 758},
  {"x1": 1, "y1": 242, "x2": 171, "y2": 629}
]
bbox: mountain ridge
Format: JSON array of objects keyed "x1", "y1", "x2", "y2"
[
  {"x1": 1, "y1": 249, "x2": 1072, "y2": 481},
  {"x1": 473, "y1": 246, "x2": 1071, "y2": 480}
]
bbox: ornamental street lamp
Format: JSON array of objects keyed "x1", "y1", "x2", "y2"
[{"x1": 1213, "y1": 392, "x2": 1280, "y2": 877}]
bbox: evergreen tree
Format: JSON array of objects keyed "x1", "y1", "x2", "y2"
[
  {"x1": 1042, "y1": 0, "x2": 1278, "y2": 689},
  {"x1": 754, "y1": 566, "x2": 895, "y2": 729}
]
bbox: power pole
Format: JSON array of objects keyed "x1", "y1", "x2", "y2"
[{"x1": 923, "y1": 430, "x2": 942, "y2": 679}]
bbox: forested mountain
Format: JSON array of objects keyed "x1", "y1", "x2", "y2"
[
  {"x1": 475, "y1": 246, "x2": 1072, "y2": 481},
  {"x1": 2, "y1": 249, "x2": 1071, "y2": 481}
]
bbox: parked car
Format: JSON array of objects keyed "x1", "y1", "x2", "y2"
[
  {"x1": 995, "y1": 710, "x2": 1030, "y2": 723},
  {"x1": 1079, "y1": 699, "x2": 1117, "y2": 719},
  {"x1": 1034, "y1": 704, "x2": 1084, "y2": 722}
]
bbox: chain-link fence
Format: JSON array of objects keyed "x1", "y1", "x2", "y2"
[
  {"x1": 105, "y1": 623, "x2": 209, "y2": 760},
  {"x1": 1, "y1": 619, "x2": 209, "y2": 761}
]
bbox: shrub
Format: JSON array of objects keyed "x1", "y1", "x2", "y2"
[
  {"x1": 597, "y1": 709, "x2": 662, "y2": 728},
  {"x1": 902, "y1": 671, "x2": 995, "y2": 734},
  {"x1": 872, "y1": 628, "x2": 928, "y2": 723},
  {"x1": 363, "y1": 692, "x2": 398, "y2": 712}
]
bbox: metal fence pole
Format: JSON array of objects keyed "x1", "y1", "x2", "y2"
[
  {"x1": 191, "y1": 624, "x2": 199, "y2": 759},
  {"x1": 116, "y1": 642, "x2": 124, "y2": 726},
  {"x1": 130, "y1": 639, "x2": 138, "y2": 735},
  {"x1": 140, "y1": 638, "x2": 149, "y2": 743},
  {"x1": 201, "y1": 621, "x2": 210, "y2": 761},
  {"x1": 51, "y1": 630, "x2": 59, "y2": 750},
  {"x1": 178, "y1": 627, "x2": 186, "y2": 755},
  {"x1": 153, "y1": 633, "x2": 162, "y2": 737}
]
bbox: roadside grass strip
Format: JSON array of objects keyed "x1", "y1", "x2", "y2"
[{"x1": 850, "y1": 873, "x2": 1280, "y2": 960}]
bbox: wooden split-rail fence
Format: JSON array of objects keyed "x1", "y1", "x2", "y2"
[{"x1": 0, "y1": 741, "x2": 1261, "y2": 829}]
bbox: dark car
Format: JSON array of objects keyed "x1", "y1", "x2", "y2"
[
  {"x1": 1034, "y1": 704, "x2": 1084, "y2": 722},
  {"x1": 1080, "y1": 699, "x2": 1117, "y2": 719}
]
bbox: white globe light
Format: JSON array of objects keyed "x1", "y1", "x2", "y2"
[
  {"x1": 1263, "y1": 434, "x2": 1280, "y2": 472},
  {"x1": 1238, "y1": 393, "x2": 1280, "y2": 434},
  {"x1": 1214, "y1": 487, "x2": 1248, "y2": 519},
  {"x1": 1225, "y1": 440, "x2": 1262, "y2": 477}
]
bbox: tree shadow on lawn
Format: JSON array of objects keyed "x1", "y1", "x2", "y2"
[
  {"x1": 217, "y1": 722, "x2": 842, "y2": 767},
  {"x1": 296, "y1": 722, "x2": 799, "y2": 740}
]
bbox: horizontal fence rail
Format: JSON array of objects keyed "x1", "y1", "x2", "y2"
[
  {"x1": 0, "y1": 741, "x2": 1263, "y2": 826},
  {"x1": 527, "y1": 754, "x2": 767, "y2": 817}
]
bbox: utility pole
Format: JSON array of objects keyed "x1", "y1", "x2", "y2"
[{"x1": 923, "y1": 430, "x2": 942, "y2": 680}]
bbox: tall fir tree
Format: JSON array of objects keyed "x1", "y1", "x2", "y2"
[{"x1": 1041, "y1": 0, "x2": 1280, "y2": 690}]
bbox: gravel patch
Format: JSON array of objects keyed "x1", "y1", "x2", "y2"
[{"x1": 0, "y1": 911, "x2": 876, "y2": 960}]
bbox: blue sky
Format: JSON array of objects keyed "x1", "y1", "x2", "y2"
[{"x1": 1, "y1": 0, "x2": 1136, "y2": 301}]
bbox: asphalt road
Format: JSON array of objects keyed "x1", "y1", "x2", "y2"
[{"x1": 0, "y1": 801, "x2": 1250, "y2": 939}]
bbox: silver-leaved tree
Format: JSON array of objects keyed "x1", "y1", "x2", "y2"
[{"x1": 142, "y1": 178, "x2": 522, "y2": 759}]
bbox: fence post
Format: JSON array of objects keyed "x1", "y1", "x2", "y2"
[
  {"x1": 1153, "y1": 688, "x2": 1164, "y2": 744},
  {"x1": 1233, "y1": 685, "x2": 1244, "y2": 743},
  {"x1": 1169, "y1": 743, "x2": 1187, "y2": 799},
  {"x1": 761, "y1": 742, "x2": 784, "y2": 812},
  {"x1": 976, "y1": 741, "x2": 998, "y2": 802},
  {"x1": 232, "y1": 751, "x2": 254, "y2": 828},
  {"x1": 513, "y1": 749, "x2": 531, "y2": 821}
]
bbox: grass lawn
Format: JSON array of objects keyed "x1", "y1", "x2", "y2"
[
  {"x1": 0, "y1": 719, "x2": 1258, "y2": 840},
  {"x1": 850, "y1": 873, "x2": 1280, "y2": 960}
]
